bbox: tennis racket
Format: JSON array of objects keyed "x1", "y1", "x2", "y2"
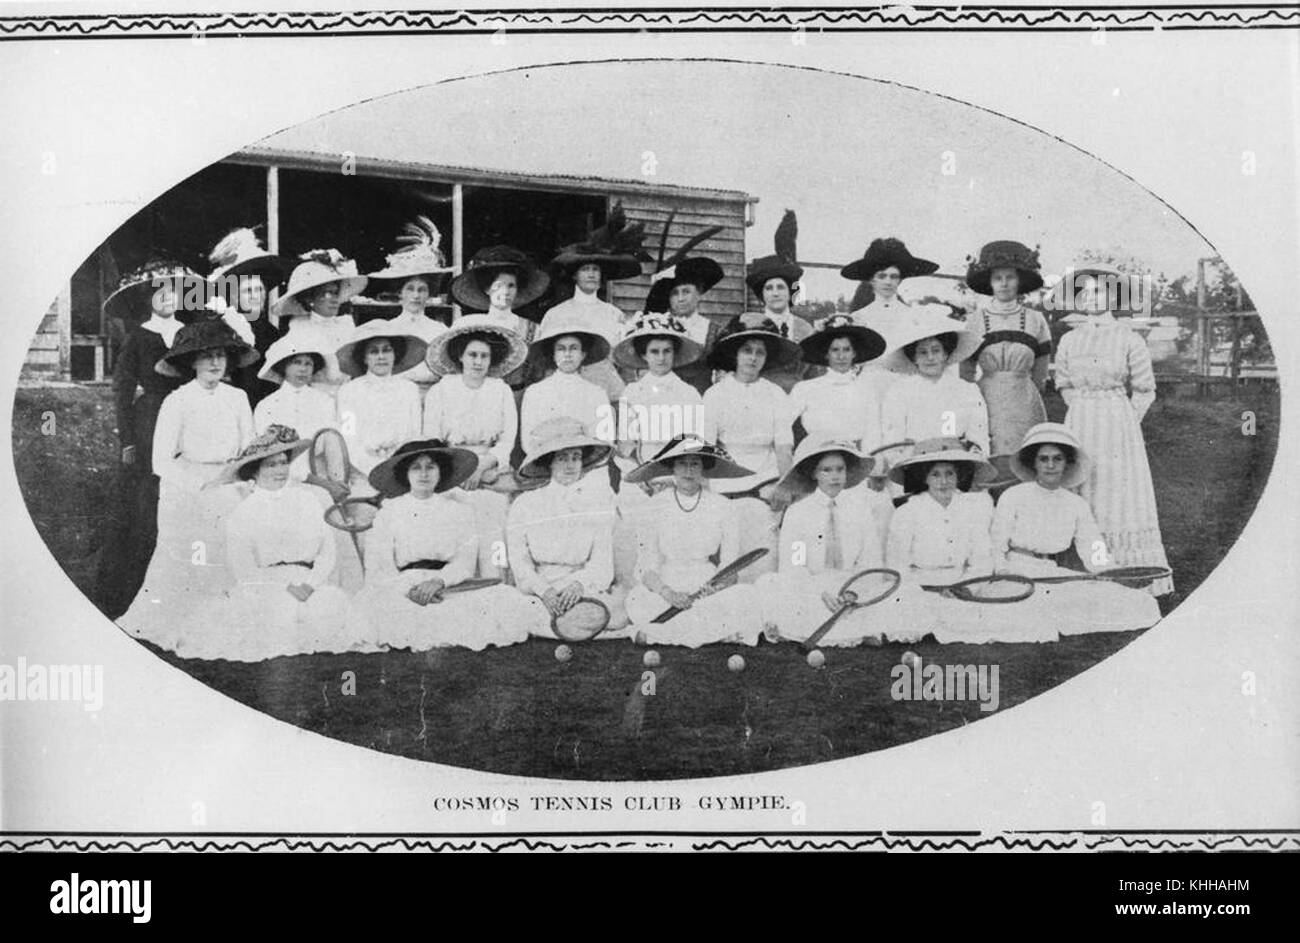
[
  {"x1": 308, "y1": 427, "x2": 367, "y2": 571},
  {"x1": 1032, "y1": 565, "x2": 1172, "y2": 589},
  {"x1": 724, "y1": 477, "x2": 780, "y2": 502},
  {"x1": 800, "y1": 568, "x2": 902, "y2": 653},
  {"x1": 919, "y1": 574, "x2": 1037, "y2": 603},
  {"x1": 649, "y1": 547, "x2": 770, "y2": 624},
  {"x1": 440, "y1": 578, "x2": 504, "y2": 596},
  {"x1": 551, "y1": 597, "x2": 613, "y2": 642},
  {"x1": 323, "y1": 496, "x2": 381, "y2": 533}
]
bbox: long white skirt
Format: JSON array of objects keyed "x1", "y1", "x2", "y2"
[
  {"x1": 447, "y1": 488, "x2": 509, "y2": 578},
  {"x1": 755, "y1": 569, "x2": 918, "y2": 647},
  {"x1": 346, "y1": 573, "x2": 544, "y2": 651},
  {"x1": 999, "y1": 557, "x2": 1161, "y2": 636},
  {"x1": 625, "y1": 559, "x2": 767, "y2": 648}
]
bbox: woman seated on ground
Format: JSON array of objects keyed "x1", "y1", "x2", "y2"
[
  {"x1": 334, "y1": 320, "x2": 427, "y2": 477},
  {"x1": 623, "y1": 437, "x2": 767, "y2": 648},
  {"x1": 346, "y1": 439, "x2": 545, "y2": 651},
  {"x1": 992, "y1": 423, "x2": 1161, "y2": 634},
  {"x1": 507, "y1": 418, "x2": 628, "y2": 636}
]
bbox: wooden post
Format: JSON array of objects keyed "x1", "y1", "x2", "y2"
[
  {"x1": 452, "y1": 183, "x2": 464, "y2": 322},
  {"x1": 1195, "y1": 258, "x2": 1208, "y2": 397},
  {"x1": 1228, "y1": 281, "x2": 1244, "y2": 384},
  {"x1": 57, "y1": 283, "x2": 72, "y2": 381},
  {"x1": 266, "y1": 165, "x2": 281, "y2": 328}
]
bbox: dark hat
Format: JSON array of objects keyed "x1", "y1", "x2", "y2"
[
  {"x1": 745, "y1": 209, "x2": 803, "y2": 299},
  {"x1": 155, "y1": 319, "x2": 258, "y2": 378},
  {"x1": 207, "y1": 228, "x2": 293, "y2": 290},
  {"x1": 623, "y1": 435, "x2": 753, "y2": 484},
  {"x1": 451, "y1": 245, "x2": 550, "y2": 312},
  {"x1": 965, "y1": 240, "x2": 1044, "y2": 295},
  {"x1": 368, "y1": 439, "x2": 480, "y2": 498},
  {"x1": 841, "y1": 238, "x2": 939, "y2": 282},
  {"x1": 707, "y1": 317, "x2": 802, "y2": 372},
  {"x1": 102, "y1": 259, "x2": 202, "y2": 323},
  {"x1": 551, "y1": 201, "x2": 650, "y2": 282},
  {"x1": 799, "y1": 314, "x2": 887, "y2": 366},
  {"x1": 643, "y1": 213, "x2": 726, "y2": 314}
]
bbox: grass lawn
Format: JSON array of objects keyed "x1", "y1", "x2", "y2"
[{"x1": 11, "y1": 381, "x2": 1279, "y2": 780}]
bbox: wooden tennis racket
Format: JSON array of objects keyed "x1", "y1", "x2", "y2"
[
  {"x1": 920, "y1": 574, "x2": 1037, "y2": 603},
  {"x1": 724, "y1": 477, "x2": 780, "y2": 502},
  {"x1": 800, "y1": 568, "x2": 902, "y2": 652},
  {"x1": 649, "y1": 547, "x2": 770, "y2": 624},
  {"x1": 308, "y1": 427, "x2": 368, "y2": 571},
  {"x1": 440, "y1": 578, "x2": 503, "y2": 596},
  {"x1": 323, "y1": 496, "x2": 381, "y2": 533},
  {"x1": 1031, "y1": 565, "x2": 1172, "y2": 589},
  {"x1": 551, "y1": 597, "x2": 613, "y2": 642}
]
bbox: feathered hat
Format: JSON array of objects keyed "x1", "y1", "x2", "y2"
[
  {"x1": 102, "y1": 258, "x2": 201, "y2": 322},
  {"x1": 965, "y1": 240, "x2": 1044, "y2": 296},
  {"x1": 273, "y1": 249, "x2": 368, "y2": 320},
  {"x1": 362, "y1": 216, "x2": 455, "y2": 297},
  {"x1": 746, "y1": 209, "x2": 804, "y2": 299},
  {"x1": 551, "y1": 201, "x2": 651, "y2": 282},
  {"x1": 206, "y1": 228, "x2": 292, "y2": 289},
  {"x1": 643, "y1": 211, "x2": 725, "y2": 314}
]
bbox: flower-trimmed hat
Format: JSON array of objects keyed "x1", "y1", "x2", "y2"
[
  {"x1": 257, "y1": 334, "x2": 330, "y2": 384},
  {"x1": 623, "y1": 434, "x2": 753, "y2": 484},
  {"x1": 881, "y1": 303, "x2": 981, "y2": 372},
  {"x1": 334, "y1": 320, "x2": 429, "y2": 378},
  {"x1": 643, "y1": 214, "x2": 726, "y2": 314},
  {"x1": 778, "y1": 438, "x2": 872, "y2": 496},
  {"x1": 155, "y1": 319, "x2": 258, "y2": 378},
  {"x1": 517, "y1": 417, "x2": 614, "y2": 481},
  {"x1": 528, "y1": 308, "x2": 612, "y2": 365},
  {"x1": 363, "y1": 216, "x2": 455, "y2": 297},
  {"x1": 102, "y1": 259, "x2": 202, "y2": 323},
  {"x1": 887, "y1": 437, "x2": 997, "y2": 493},
  {"x1": 207, "y1": 228, "x2": 293, "y2": 290},
  {"x1": 451, "y1": 245, "x2": 550, "y2": 312},
  {"x1": 273, "y1": 249, "x2": 368, "y2": 320},
  {"x1": 367, "y1": 438, "x2": 480, "y2": 498},
  {"x1": 841, "y1": 237, "x2": 939, "y2": 282},
  {"x1": 551, "y1": 201, "x2": 650, "y2": 282},
  {"x1": 965, "y1": 240, "x2": 1044, "y2": 296},
  {"x1": 799, "y1": 314, "x2": 887, "y2": 366},
  {"x1": 1010, "y1": 422, "x2": 1091, "y2": 490},
  {"x1": 707, "y1": 317, "x2": 802, "y2": 372},
  {"x1": 425, "y1": 313, "x2": 529, "y2": 377},
  {"x1": 745, "y1": 209, "x2": 803, "y2": 300},
  {"x1": 207, "y1": 424, "x2": 311, "y2": 487},
  {"x1": 611, "y1": 313, "x2": 705, "y2": 370}
]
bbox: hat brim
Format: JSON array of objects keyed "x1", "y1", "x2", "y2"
[
  {"x1": 274, "y1": 276, "x2": 368, "y2": 319},
  {"x1": 212, "y1": 254, "x2": 295, "y2": 290},
  {"x1": 553, "y1": 252, "x2": 644, "y2": 283},
  {"x1": 965, "y1": 266, "x2": 1045, "y2": 296},
  {"x1": 624, "y1": 442, "x2": 753, "y2": 484},
  {"x1": 258, "y1": 350, "x2": 327, "y2": 383},
  {"x1": 745, "y1": 259, "x2": 804, "y2": 299},
  {"x1": 367, "y1": 440, "x2": 480, "y2": 497},
  {"x1": 644, "y1": 257, "x2": 724, "y2": 313},
  {"x1": 778, "y1": 447, "x2": 871, "y2": 496},
  {"x1": 887, "y1": 450, "x2": 998, "y2": 488},
  {"x1": 1009, "y1": 439, "x2": 1091, "y2": 490},
  {"x1": 799, "y1": 324, "x2": 887, "y2": 365},
  {"x1": 528, "y1": 330, "x2": 612, "y2": 367},
  {"x1": 156, "y1": 340, "x2": 259, "y2": 378},
  {"x1": 335, "y1": 332, "x2": 429, "y2": 378},
  {"x1": 707, "y1": 330, "x2": 803, "y2": 372},
  {"x1": 210, "y1": 439, "x2": 312, "y2": 487},
  {"x1": 451, "y1": 264, "x2": 550, "y2": 312},
  {"x1": 518, "y1": 437, "x2": 614, "y2": 480},
  {"x1": 103, "y1": 274, "x2": 199, "y2": 323},
  {"x1": 841, "y1": 254, "x2": 939, "y2": 282},
  {"x1": 364, "y1": 270, "x2": 453, "y2": 297},
  {"x1": 426, "y1": 323, "x2": 529, "y2": 378},
  {"x1": 612, "y1": 330, "x2": 703, "y2": 370},
  {"x1": 882, "y1": 322, "x2": 981, "y2": 371}
]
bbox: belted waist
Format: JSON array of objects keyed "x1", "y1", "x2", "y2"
[
  {"x1": 399, "y1": 559, "x2": 448, "y2": 572},
  {"x1": 268, "y1": 560, "x2": 314, "y2": 568}
]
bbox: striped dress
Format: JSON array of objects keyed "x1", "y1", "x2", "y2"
[{"x1": 1054, "y1": 314, "x2": 1173, "y2": 596}]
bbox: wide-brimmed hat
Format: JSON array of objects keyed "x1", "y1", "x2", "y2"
[
  {"x1": 207, "y1": 228, "x2": 293, "y2": 290},
  {"x1": 451, "y1": 245, "x2": 550, "y2": 312},
  {"x1": 965, "y1": 240, "x2": 1044, "y2": 296},
  {"x1": 155, "y1": 319, "x2": 258, "y2": 377},
  {"x1": 887, "y1": 437, "x2": 997, "y2": 491},
  {"x1": 799, "y1": 314, "x2": 887, "y2": 366},
  {"x1": 425, "y1": 314, "x2": 529, "y2": 377},
  {"x1": 334, "y1": 320, "x2": 429, "y2": 378},
  {"x1": 643, "y1": 214, "x2": 726, "y2": 314},
  {"x1": 368, "y1": 438, "x2": 479, "y2": 497},
  {"x1": 611, "y1": 313, "x2": 705, "y2": 370},
  {"x1": 273, "y1": 249, "x2": 368, "y2": 320},
  {"x1": 551, "y1": 201, "x2": 649, "y2": 282},
  {"x1": 1010, "y1": 422, "x2": 1091, "y2": 490},
  {"x1": 528, "y1": 308, "x2": 612, "y2": 365},
  {"x1": 363, "y1": 216, "x2": 455, "y2": 297},
  {"x1": 624, "y1": 435, "x2": 753, "y2": 484},
  {"x1": 518, "y1": 417, "x2": 614, "y2": 481},
  {"x1": 707, "y1": 317, "x2": 802, "y2": 372},
  {"x1": 841, "y1": 238, "x2": 939, "y2": 282},
  {"x1": 778, "y1": 438, "x2": 871, "y2": 496},
  {"x1": 208, "y1": 424, "x2": 311, "y2": 487},
  {"x1": 102, "y1": 259, "x2": 202, "y2": 323},
  {"x1": 745, "y1": 255, "x2": 804, "y2": 300},
  {"x1": 257, "y1": 334, "x2": 330, "y2": 383},
  {"x1": 881, "y1": 304, "x2": 981, "y2": 371}
]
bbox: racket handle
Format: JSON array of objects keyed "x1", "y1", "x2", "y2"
[
  {"x1": 650, "y1": 606, "x2": 681, "y2": 624},
  {"x1": 800, "y1": 606, "x2": 848, "y2": 653}
]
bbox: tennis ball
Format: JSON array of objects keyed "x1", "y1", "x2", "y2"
[
  {"x1": 643, "y1": 650, "x2": 661, "y2": 668},
  {"x1": 806, "y1": 649, "x2": 826, "y2": 669},
  {"x1": 727, "y1": 654, "x2": 746, "y2": 673},
  {"x1": 554, "y1": 644, "x2": 573, "y2": 663},
  {"x1": 901, "y1": 650, "x2": 920, "y2": 668}
]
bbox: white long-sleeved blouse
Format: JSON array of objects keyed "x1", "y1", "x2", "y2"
[
  {"x1": 365, "y1": 492, "x2": 477, "y2": 587},
  {"x1": 519, "y1": 371, "x2": 610, "y2": 451},
  {"x1": 700, "y1": 374, "x2": 794, "y2": 494},
  {"x1": 505, "y1": 479, "x2": 614, "y2": 597},
  {"x1": 336, "y1": 372, "x2": 423, "y2": 473},
  {"x1": 885, "y1": 489, "x2": 994, "y2": 575},
  {"x1": 779, "y1": 486, "x2": 885, "y2": 575},
  {"x1": 422, "y1": 375, "x2": 518, "y2": 470},
  {"x1": 634, "y1": 487, "x2": 739, "y2": 584},
  {"x1": 224, "y1": 484, "x2": 335, "y2": 588},
  {"x1": 881, "y1": 372, "x2": 990, "y2": 455},
  {"x1": 1053, "y1": 313, "x2": 1157, "y2": 421},
  {"x1": 991, "y1": 481, "x2": 1107, "y2": 572},
  {"x1": 152, "y1": 380, "x2": 254, "y2": 486},
  {"x1": 789, "y1": 369, "x2": 883, "y2": 453}
]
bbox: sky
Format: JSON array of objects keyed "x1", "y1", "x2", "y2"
[{"x1": 261, "y1": 60, "x2": 1214, "y2": 303}]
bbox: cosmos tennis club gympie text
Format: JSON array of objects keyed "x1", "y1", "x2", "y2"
[{"x1": 430, "y1": 794, "x2": 794, "y2": 813}]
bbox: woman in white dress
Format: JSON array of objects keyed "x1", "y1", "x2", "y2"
[
  {"x1": 507, "y1": 418, "x2": 627, "y2": 635},
  {"x1": 333, "y1": 320, "x2": 427, "y2": 478},
  {"x1": 422, "y1": 315, "x2": 529, "y2": 577},
  {"x1": 118, "y1": 321, "x2": 258, "y2": 649},
  {"x1": 252, "y1": 334, "x2": 336, "y2": 481},
  {"x1": 1054, "y1": 263, "x2": 1173, "y2": 597},
  {"x1": 450, "y1": 245, "x2": 551, "y2": 391},
  {"x1": 347, "y1": 439, "x2": 545, "y2": 651},
  {"x1": 992, "y1": 423, "x2": 1161, "y2": 634},
  {"x1": 274, "y1": 249, "x2": 368, "y2": 396},
  {"x1": 623, "y1": 437, "x2": 767, "y2": 647},
  {"x1": 790, "y1": 314, "x2": 888, "y2": 450}
]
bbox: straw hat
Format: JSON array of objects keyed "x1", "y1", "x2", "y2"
[
  {"x1": 528, "y1": 308, "x2": 612, "y2": 366},
  {"x1": 611, "y1": 313, "x2": 704, "y2": 370},
  {"x1": 363, "y1": 216, "x2": 454, "y2": 297},
  {"x1": 155, "y1": 320, "x2": 258, "y2": 378},
  {"x1": 778, "y1": 438, "x2": 871, "y2": 496},
  {"x1": 965, "y1": 240, "x2": 1044, "y2": 296},
  {"x1": 208, "y1": 424, "x2": 311, "y2": 487},
  {"x1": 334, "y1": 320, "x2": 428, "y2": 378},
  {"x1": 517, "y1": 417, "x2": 614, "y2": 481},
  {"x1": 257, "y1": 334, "x2": 330, "y2": 384},
  {"x1": 624, "y1": 435, "x2": 753, "y2": 484},
  {"x1": 273, "y1": 249, "x2": 368, "y2": 320},
  {"x1": 207, "y1": 228, "x2": 292, "y2": 289},
  {"x1": 799, "y1": 314, "x2": 887, "y2": 366},
  {"x1": 451, "y1": 245, "x2": 550, "y2": 312},
  {"x1": 102, "y1": 259, "x2": 201, "y2": 323},
  {"x1": 425, "y1": 314, "x2": 529, "y2": 378},
  {"x1": 1010, "y1": 422, "x2": 1091, "y2": 490},
  {"x1": 551, "y1": 201, "x2": 649, "y2": 282},
  {"x1": 887, "y1": 437, "x2": 997, "y2": 492},
  {"x1": 367, "y1": 439, "x2": 480, "y2": 498},
  {"x1": 841, "y1": 238, "x2": 939, "y2": 282},
  {"x1": 881, "y1": 304, "x2": 981, "y2": 371},
  {"x1": 707, "y1": 317, "x2": 802, "y2": 372}
]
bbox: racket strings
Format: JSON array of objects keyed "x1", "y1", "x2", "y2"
[{"x1": 949, "y1": 575, "x2": 1036, "y2": 603}]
